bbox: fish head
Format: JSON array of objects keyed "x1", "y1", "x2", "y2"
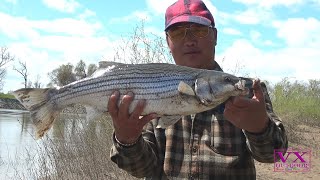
[{"x1": 195, "y1": 71, "x2": 249, "y2": 106}]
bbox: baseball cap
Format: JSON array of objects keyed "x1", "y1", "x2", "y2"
[{"x1": 165, "y1": 0, "x2": 215, "y2": 31}]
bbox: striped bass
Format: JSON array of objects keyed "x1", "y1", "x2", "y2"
[{"x1": 12, "y1": 61, "x2": 249, "y2": 139}]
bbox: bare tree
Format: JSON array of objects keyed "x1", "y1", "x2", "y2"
[
  {"x1": 27, "y1": 74, "x2": 42, "y2": 88},
  {"x1": 112, "y1": 21, "x2": 172, "y2": 64},
  {"x1": 13, "y1": 60, "x2": 28, "y2": 88},
  {"x1": 32, "y1": 74, "x2": 42, "y2": 88},
  {"x1": 0, "y1": 46, "x2": 15, "y2": 91}
]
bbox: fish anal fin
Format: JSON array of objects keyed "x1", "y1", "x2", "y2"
[{"x1": 156, "y1": 115, "x2": 182, "y2": 129}]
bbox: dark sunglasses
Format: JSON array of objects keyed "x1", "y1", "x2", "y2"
[{"x1": 166, "y1": 24, "x2": 212, "y2": 42}]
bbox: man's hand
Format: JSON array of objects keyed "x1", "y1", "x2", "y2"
[
  {"x1": 108, "y1": 91, "x2": 157, "y2": 144},
  {"x1": 224, "y1": 79, "x2": 269, "y2": 133}
]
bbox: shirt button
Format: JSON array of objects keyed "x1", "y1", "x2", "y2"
[{"x1": 192, "y1": 146, "x2": 198, "y2": 153}]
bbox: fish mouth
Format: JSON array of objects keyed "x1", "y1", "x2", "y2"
[{"x1": 235, "y1": 79, "x2": 250, "y2": 96}]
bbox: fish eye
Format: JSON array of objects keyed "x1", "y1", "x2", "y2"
[{"x1": 224, "y1": 76, "x2": 233, "y2": 83}]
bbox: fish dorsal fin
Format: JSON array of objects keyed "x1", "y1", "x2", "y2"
[
  {"x1": 178, "y1": 81, "x2": 195, "y2": 96},
  {"x1": 98, "y1": 61, "x2": 126, "y2": 69},
  {"x1": 89, "y1": 61, "x2": 126, "y2": 78},
  {"x1": 156, "y1": 115, "x2": 182, "y2": 129}
]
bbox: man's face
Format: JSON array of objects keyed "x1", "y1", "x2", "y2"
[{"x1": 166, "y1": 22, "x2": 217, "y2": 70}]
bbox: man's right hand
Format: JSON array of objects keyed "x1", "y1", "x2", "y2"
[{"x1": 108, "y1": 91, "x2": 157, "y2": 145}]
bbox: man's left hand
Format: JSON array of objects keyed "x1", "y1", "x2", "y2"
[{"x1": 224, "y1": 79, "x2": 269, "y2": 133}]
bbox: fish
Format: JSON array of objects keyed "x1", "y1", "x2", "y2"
[{"x1": 12, "y1": 61, "x2": 249, "y2": 139}]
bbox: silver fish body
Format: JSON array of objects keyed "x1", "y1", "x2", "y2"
[{"x1": 12, "y1": 61, "x2": 249, "y2": 138}]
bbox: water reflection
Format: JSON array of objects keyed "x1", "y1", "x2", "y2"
[
  {"x1": 0, "y1": 109, "x2": 87, "y2": 179},
  {"x1": 0, "y1": 109, "x2": 35, "y2": 179},
  {"x1": 0, "y1": 108, "x2": 124, "y2": 180}
]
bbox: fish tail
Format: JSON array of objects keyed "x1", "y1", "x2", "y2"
[{"x1": 11, "y1": 88, "x2": 59, "y2": 139}]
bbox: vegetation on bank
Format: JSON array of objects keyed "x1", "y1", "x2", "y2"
[
  {"x1": 272, "y1": 78, "x2": 320, "y2": 124},
  {"x1": 270, "y1": 78, "x2": 320, "y2": 147},
  {"x1": 0, "y1": 92, "x2": 15, "y2": 99}
]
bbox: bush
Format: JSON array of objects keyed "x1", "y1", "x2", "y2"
[
  {"x1": 271, "y1": 78, "x2": 320, "y2": 125},
  {"x1": 0, "y1": 93, "x2": 15, "y2": 99}
]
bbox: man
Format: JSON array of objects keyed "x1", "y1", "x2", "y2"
[{"x1": 109, "y1": 0, "x2": 288, "y2": 179}]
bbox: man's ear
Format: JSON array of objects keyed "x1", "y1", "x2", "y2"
[{"x1": 165, "y1": 34, "x2": 170, "y2": 47}]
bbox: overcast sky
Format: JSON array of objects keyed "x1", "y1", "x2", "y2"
[{"x1": 1, "y1": 0, "x2": 320, "y2": 93}]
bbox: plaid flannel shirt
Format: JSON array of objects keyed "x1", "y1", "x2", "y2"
[{"x1": 110, "y1": 63, "x2": 288, "y2": 180}]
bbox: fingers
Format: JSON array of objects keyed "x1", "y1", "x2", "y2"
[
  {"x1": 118, "y1": 92, "x2": 134, "y2": 118},
  {"x1": 108, "y1": 91, "x2": 153, "y2": 119},
  {"x1": 226, "y1": 79, "x2": 265, "y2": 109},
  {"x1": 130, "y1": 99, "x2": 146, "y2": 121},
  {"x1": 131, "y1": 99, "x2": 158, "y2": 127},
  {"x1": 226, "y1": 97, "x2": 251, "y2": 109},
  {"x1": 108, "y1": 91, "x2": 120, "y2": 119},
  {"x1": 252, "y1": 79, "x2": 265, "y2": 102},
  {"x1": 108, "y1": 91, "x2": 156, "y2": 129}
]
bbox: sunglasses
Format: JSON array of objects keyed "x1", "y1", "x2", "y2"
[{"x1": 166, "y1": 24, "x2": 212, "y2": 42}]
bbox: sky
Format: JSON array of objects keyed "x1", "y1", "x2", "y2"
[{"x1": 0, "y1": 0, "x2": 320, "y2": 93}]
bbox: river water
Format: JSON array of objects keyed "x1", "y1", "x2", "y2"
[
  {"x1": 0, "y1": 108, "x2": 92, "y2": 179},
  {"x1": 0, "y1": 109, "x2": 46, "y2": 179}
]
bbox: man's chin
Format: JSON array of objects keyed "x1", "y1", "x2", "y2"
[
  {"x1": 181, "y1": 62, "x2": 203, "y2": 69},
  {"x1": 179, "y1": 61, "x2": 213, "y2": 70}
]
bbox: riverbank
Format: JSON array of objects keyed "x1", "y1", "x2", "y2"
[{"x1": 0, "y1": 98, "x2": 26, "y2": 110}]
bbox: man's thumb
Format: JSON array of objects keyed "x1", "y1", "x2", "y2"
[{"x1": 252, "y1": 79, "x2": 265, "y2": 101}]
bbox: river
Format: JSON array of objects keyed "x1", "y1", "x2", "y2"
[
  {"x1": 0, "y1": 109, "x2": 35, "y2": 179},
  {"x1": 0, "y1": 108, "x2": 95, "y2": 179},
  {"x1": 0, "y1": 108, "x2": 58, "y2": 179}
]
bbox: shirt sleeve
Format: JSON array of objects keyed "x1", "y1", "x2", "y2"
[
  {"x1": 110, "y1": 122, "x2": 159, "y2": 178},
  {"x1": 244, "y1": 81, "x2": 288, "y2": 163}
]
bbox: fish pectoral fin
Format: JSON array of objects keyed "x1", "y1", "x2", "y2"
[
  {"x1": 85, "y1": 106, "x2": 104, "y2": 122},
  {"x1": 178, "y1": 81, "x2": 195, "y2": 96},
  {"x1": 195, "y1": 78, "x2": 212, "y2": 106},
  {"x1": 156, "y1": 115, "x2": 182, "y2": 129}
]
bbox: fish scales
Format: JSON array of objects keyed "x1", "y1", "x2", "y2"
[
  {"x1": 12, "y1": 62, "x2": 249, "y2": 138},
  {"x1": 53, "y1": 64, "x2": 198, "y2": 102},
  {"x1": 58, "y1": 76, "x2": 190, "y2": 98},
  {"x1": 53, "y1": 74, "x2": 194, "y2": 102}
]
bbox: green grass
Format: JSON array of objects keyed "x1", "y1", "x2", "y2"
[{"x1": 0, "y1": 93, "x2": 15, "y2": 99}]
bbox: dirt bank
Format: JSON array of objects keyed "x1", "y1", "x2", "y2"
[{"x1": 0, "y1": 98, "x2": 26, "y2": 110}]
